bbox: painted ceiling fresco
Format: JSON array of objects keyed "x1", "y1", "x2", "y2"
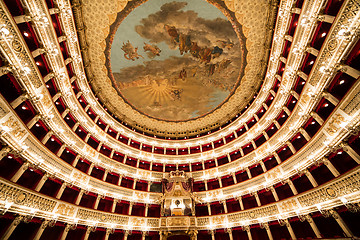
[{"x1": 107, "y1": 0, "x2": 245, "y2": 121}]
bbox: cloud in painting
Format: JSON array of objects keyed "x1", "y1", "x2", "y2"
[{"x1": 135, "y1": 1, "x2": 237, "y2": 48}]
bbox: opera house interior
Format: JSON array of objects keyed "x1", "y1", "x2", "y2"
[{"x1": 0, "y1": 0, "x2": 360, "y2": 239}]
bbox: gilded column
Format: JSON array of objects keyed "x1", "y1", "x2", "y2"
[
  {"x1": 243, "y1": 225, "x2": 252, "y2": 240},
  {"x1": 279, "y1": 219, "x2": 296, "y2": 240},
  {"x1": 304, "y1": 170, "x2": 318, "y2": 187},
  {"x1": 270, "y1": 186, "x2": 279, "y2": 201},
  {"x1": 286, "y1": 179, "x2": 298, "y2": 195},
  {"x1": 10, "y1": 162, "x2": 29, "y2": 183},
  {"x1": 0, "y1": 146, "x2": 11, "y2": 160},
  {"x1": 59, "y1": 224, "x2": 76, "y2": 240},
  {"x1": 56, "y1": 182, "x2": 67, "y2": 199},
  {"x1": 261, "y1": 222, "x2": 273, "y2": 240},
  {"x1": 75, "y1": 189, "x2": 85, "y2": 205},
  {"x1": 83, "y1": 226, "x2": 96, "y2": 240},
  {"x1": 34, "y1": 174, "x2": 49, "y2": 192},
  {"x1": 2, "y1": 215, "x2": 24, "y2": 240},
  {"x1": 111, "y1": 199, "x2": 118, "y2": 213},
  {"x1": 104, "y1": 228, "x2": 114, "y2": 240},
  {"x1": 322, "y1": 158, "x2": 340, "y2": 177},
  {"x1": 304, "y1": 215, "x2": 321, "y2": 238},
  {"x1": 33, "y1": 220, "x2": 52, "y2": 240},
  {"x1": 328, "y1": 209, "x2": 353, "y2": 237},
  {"x1": 225, "y1": 228, "x2": 233, "y2": 240}
]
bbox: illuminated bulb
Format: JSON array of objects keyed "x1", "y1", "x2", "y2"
[
  {"x1": 4, "y1": 201, "x2": 12, "y2": 209},
  {"x1": 340, "y1": 197, "x2": 348, "y2": 204},
  {"x1": 319, "y1": 66, "x2": 328, "y2": 73},
  {"x1": 309, "y1": 61, "x2": 314, "y2": 65},
  {"x1": 21, "y1": 106, "x2": 27, "y2": 110},
  {"x1": 23, "y1": 67, "x2": 31, "y2": 73},
  {"x1": 338, "y1": 29, "x2": 347, "y2": 36},
  {"x1": 339, "y1": 80, "x2": 345, "y2": 84},
  {"x1": 321, "y1": 32, "x2": 326, "y2": 37}
]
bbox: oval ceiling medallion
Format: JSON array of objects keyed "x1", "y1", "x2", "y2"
[{"x1": 106, "y1": 0, "x2": 246, "y2": 121}]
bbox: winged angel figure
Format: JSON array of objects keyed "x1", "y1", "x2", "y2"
[{"x1": 121, "y1": 40, "x2": 143, "y2": 61}]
